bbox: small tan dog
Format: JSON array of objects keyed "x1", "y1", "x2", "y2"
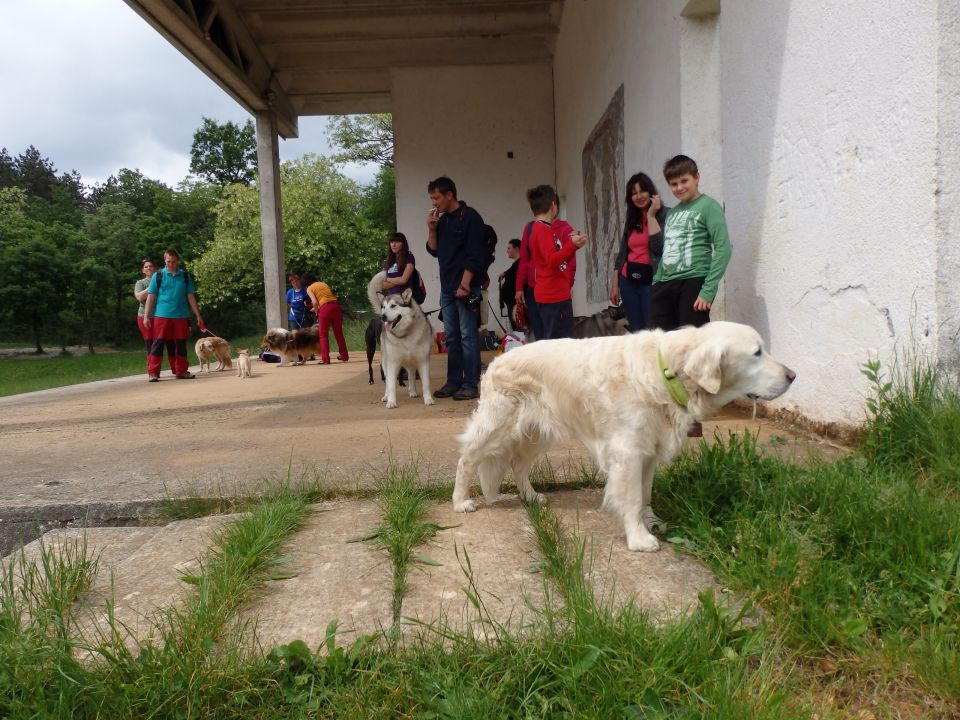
[
  {"x1": 195, "y1": 336, "x2": 233, "y2": 372},
  {"x1": 235, "y1": 349, "x2": 252, "y2": 379}
]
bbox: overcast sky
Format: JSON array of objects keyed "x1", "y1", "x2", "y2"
[{"x1": 0, "y1": 1, "x2": 374, "y2": 189}]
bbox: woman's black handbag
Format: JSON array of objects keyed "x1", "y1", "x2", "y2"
[{"x1": 626, "y1": 261, "x2": 653, "y2": 285}]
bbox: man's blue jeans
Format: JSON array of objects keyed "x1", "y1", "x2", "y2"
[{"x1": 441, "y1": 291, "x2": 480, "y2": 391}]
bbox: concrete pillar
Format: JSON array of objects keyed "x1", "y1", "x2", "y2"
[{"x1": 255, "y1": 111, "x2": 286, "y2": 330}]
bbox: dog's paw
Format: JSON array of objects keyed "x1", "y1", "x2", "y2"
[
  {"x1": 424, "y1": 395, "x2": 435, "y2": 406},
  {"x1": 642, "y1": 507, "x2": 667, "y2": 533},
  {"x1": 386, "y1": 399, "x2": 398, "y2": 409},
  {"x1": 626, "y1": 532, "x2": 660, "y2": 552},
  {"x1": 381, "y1": 393, "x2": 387, "y2": 403},
  {"x1": 453, "y1": 498, "x2": 477, "y2": 513},
  {"x1": 409, "y1": 389, "x2": 419, "y2": 399}
]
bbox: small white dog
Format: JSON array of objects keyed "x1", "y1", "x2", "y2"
[
  {"x1": 235, "y1": 348, "x2": 252, "y2": 379},
  {"x1": 452, "y1": 322, "x2": 796, "y2": 552}
]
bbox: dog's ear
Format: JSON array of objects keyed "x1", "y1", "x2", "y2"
[
  {"x1": 376, "y1": 291, "x2": 385, "y2": 304},
  {"x1": 400, "y1": 287, "x2": 413, "y2": 303},
  {"x1": 683, "y1": 342, "x2": 723, "y2": 394}
]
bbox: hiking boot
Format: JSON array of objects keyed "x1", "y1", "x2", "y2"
[
  {"x1": 687, "y1": 421, "x2": 703, "y2": 438},
  {"x1": 175, "y1": 372, "x2": 196, "y2": 380},
  {"x1": 452, "y1": 387, "x2": 479, "y2": 401},
  {"x1": 337, "y1": 355, "x2": 349, "y2": 362},
  {"x1": 433, "y1": 383, "x2": 459, "y2": 398}
]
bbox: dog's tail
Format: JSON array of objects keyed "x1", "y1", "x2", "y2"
[{"x1": 367, "y1": 271, "x2": 387, "y2": 314}]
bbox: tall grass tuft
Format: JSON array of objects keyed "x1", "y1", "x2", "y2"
[{"x1": 860, "y1": 356, "x2": 960, "y2": 486}]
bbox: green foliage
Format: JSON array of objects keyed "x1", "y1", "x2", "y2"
[
  {"x1": 0, "y1": 210, "x2": 74, "y2": 351},
  {"x1": 860, "y1": 356, "x2": 960, "y2": 484},
  {"x1": 190, "y1": 116, "x2": 258, "y2": 186},
  {"x1": 362, "y1": 164, "x2": 397, "y2": 232},
  {"x1": 193, "y1": 155, "x2": 384, "y2": 312},
  {"x1": 326, "y1": 113, "x2": 393, "y2": 167}
]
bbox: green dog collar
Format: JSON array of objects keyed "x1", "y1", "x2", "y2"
[{"x1": 658, "y1": 348, "x2": 689, "y2": 407}]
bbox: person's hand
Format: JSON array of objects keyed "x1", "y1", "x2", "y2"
[
  {"x1": 456, "y1": 283, "x2": 470, "y2": 300},
  {"x1": 610, "y1": 286, "x2": 620, "y2": 306},
  {"x1": 693, "y1": 296, "x2": 712, "y2": 312},
  {"x1": 515, "y1": 290, "x2": 525, "y2": 306},
  {"x1": 143, "y1": 316, "x2": 151, "y2": 328},
  {"x1": 498, "y1": 271, "x2": 506, "y2": 281},
  {"x1": 570, "y1": 232, "x2": 588, "y2": 248},
  {"x1": 198, "y1": 319, "x2": 207, "y2": 333},
  {"x1": 647, "y1": 194, "x2": 662, "y2": 216},
  {"x1": 426, "y1": 208, "x2": 439, "y2": 231}
]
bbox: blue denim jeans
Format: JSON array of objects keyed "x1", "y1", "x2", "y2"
[
  {"x1": 619, "y1": 274, "x2": 652, "y2": 332},
  {"x1": 441, "y1": 291, "x2": 481, "y2": 391}
]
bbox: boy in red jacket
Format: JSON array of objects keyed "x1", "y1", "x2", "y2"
[{"x1": 526, "y1": 185, "x2": 588, "y2": 339}]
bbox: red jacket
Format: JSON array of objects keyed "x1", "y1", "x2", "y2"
[
  {"x1": 517, "y1": 219, "x2": 577, "y2": 292},
  {"x1": 530, "y1": 220, "x2": 578, "y2": 303}
]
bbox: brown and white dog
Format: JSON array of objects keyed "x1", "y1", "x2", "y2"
[
  {"x1": 260, "y1": 327, "x2": 321, "y2": 366},
  {"x1": 195, "y1": 336, "x2": 233, "y2": 372}
]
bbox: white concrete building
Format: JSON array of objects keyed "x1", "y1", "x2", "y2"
[{"x1": 128, "y1": 0, "x2": 960, "y2": 428}]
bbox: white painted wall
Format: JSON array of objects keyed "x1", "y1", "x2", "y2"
[
  {"x1": 719, "y1": 1, "x2": 939, "y2": 424},
  {"x1": 391, "y1": 65, "x2": 556, "y2": 328},
  {"x1": 551, "y1": 0, "x2": 950, "y2": 426}
]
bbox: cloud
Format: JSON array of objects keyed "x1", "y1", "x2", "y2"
[{"x1": 0, "y1": 0, "x2": 372, "y2": 188}]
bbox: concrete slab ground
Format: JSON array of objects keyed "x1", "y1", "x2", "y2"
[{"x1": 1, "y1": 349, "x2": 846, "y2": 650}]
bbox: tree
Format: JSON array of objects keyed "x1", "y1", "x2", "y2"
[
  {"x1": 192, "y1": 155, "x2": 383, "y2": 315},
  {"x1": 190, "y1": 117, "x2": 257, "y2": 186},
  {"x1": 0, "y1": 202, "x2": 72, "y2": 352},
  {"x1": 326, "y1": 114, "x2": 394, "y2": 167},
  {"x1": 361, "y1": 165, "x2": 396, "y2": 233}
]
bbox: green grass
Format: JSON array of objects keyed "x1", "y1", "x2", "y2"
[
  {"x1": 3, "y1": 358, "x2": 960, "y2": 717},
  {"x1": 0, "y1": 320, "x2": 372, "y2": 398}
]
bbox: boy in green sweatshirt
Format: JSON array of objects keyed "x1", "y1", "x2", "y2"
[{"x1": 648, "y1": 154, "x2": 731, "y2": 331}]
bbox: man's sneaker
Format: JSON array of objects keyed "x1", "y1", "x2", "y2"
[
  {"x1": 687, "y1": 421, "x2": 703, "y2": 438},
  {"x1": 452, "y1": 387, "x2": 479, "y2": 401},
  {"x1": 433, "y1": 383, "x2": 459, "y2": 398},
  {"x1": 148, "y1": 376, "x2": 160, "y2": 383},
  {"x1": 175, "y1": 372, "x2": 196, "y2": 380}
]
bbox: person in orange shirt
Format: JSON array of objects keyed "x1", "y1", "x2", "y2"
[{"x1": 301, "y1": 273, "x2": 349, "y2": 364}]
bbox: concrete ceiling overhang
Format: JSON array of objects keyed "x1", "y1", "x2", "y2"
[{"x1": 124, "y1": 0, "x2": 566, "y2": 139}]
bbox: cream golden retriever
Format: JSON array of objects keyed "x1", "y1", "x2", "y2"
[{"x1": 452, "y1": 321, "x2": 796, "y2": 552}]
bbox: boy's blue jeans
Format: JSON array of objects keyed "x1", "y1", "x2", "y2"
[{"x1": 441, "y1": 291, "x2": 480, "y2": 391}]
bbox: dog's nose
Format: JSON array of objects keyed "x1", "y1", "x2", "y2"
[{"x1": 785, "y1": 368, "x2": 797, "y2": 383}]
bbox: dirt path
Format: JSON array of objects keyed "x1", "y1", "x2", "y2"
[{"x1": 0, "y1": 353, "x2": 485, "y2": 507}]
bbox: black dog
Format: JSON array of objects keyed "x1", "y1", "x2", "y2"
[{"x1": 365, "y1": 317, "x2": 408, "y2": 386}]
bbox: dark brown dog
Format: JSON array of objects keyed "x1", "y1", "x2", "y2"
[{"x1": 572, "y1": 305, "x2": 629, "y2": 339}]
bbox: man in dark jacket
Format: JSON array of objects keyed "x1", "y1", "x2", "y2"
[{"x1": 425, "y1": 176, "x2": 486, "y2": 401}]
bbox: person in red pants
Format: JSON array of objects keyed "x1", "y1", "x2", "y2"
[
  {"x1": 301, "y1": 273, "x2": 348, "y2": 364},
  {"x1": 143, "y1": 249, "x2": 205, "y2": 381},
  {"x1": 133, "y1": 258, "x2": 156, "y2": 354}
]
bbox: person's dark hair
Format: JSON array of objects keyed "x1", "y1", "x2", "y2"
[
  {"x1": 624, "y1": 172, "x2": 660, "y2": 231},
  {"x1": 300, "y1": 272, "x2": 317, "y2": 287},
  {"x1": 526, "y1": 184, "x2": 558, "y2": 215},
  {"x1": 383, "y1": 232, "x2": 411, "y2": 272},
  {"x1": 288, "y1": 272, "x2": 301, "y2": 284},
  {"x1": 163, "y1": 248, "x2": 180, "y2": 260},
  {"x1": 663, "y1": 154, "x2": 699, "y2": 181},
  {"x1": 508, "y1": 238, "x2": 521, "y2": 249},
  {"x1": 141, "y1": 258, "x2": 155, "y2": 268},
  {"x1": 427, "y1": 176, "x2": 457, "y2": 197}
]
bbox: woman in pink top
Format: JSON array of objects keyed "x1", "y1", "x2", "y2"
[{"x1": 609, "y1": 172, "x2": 669, "y2": 332}]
